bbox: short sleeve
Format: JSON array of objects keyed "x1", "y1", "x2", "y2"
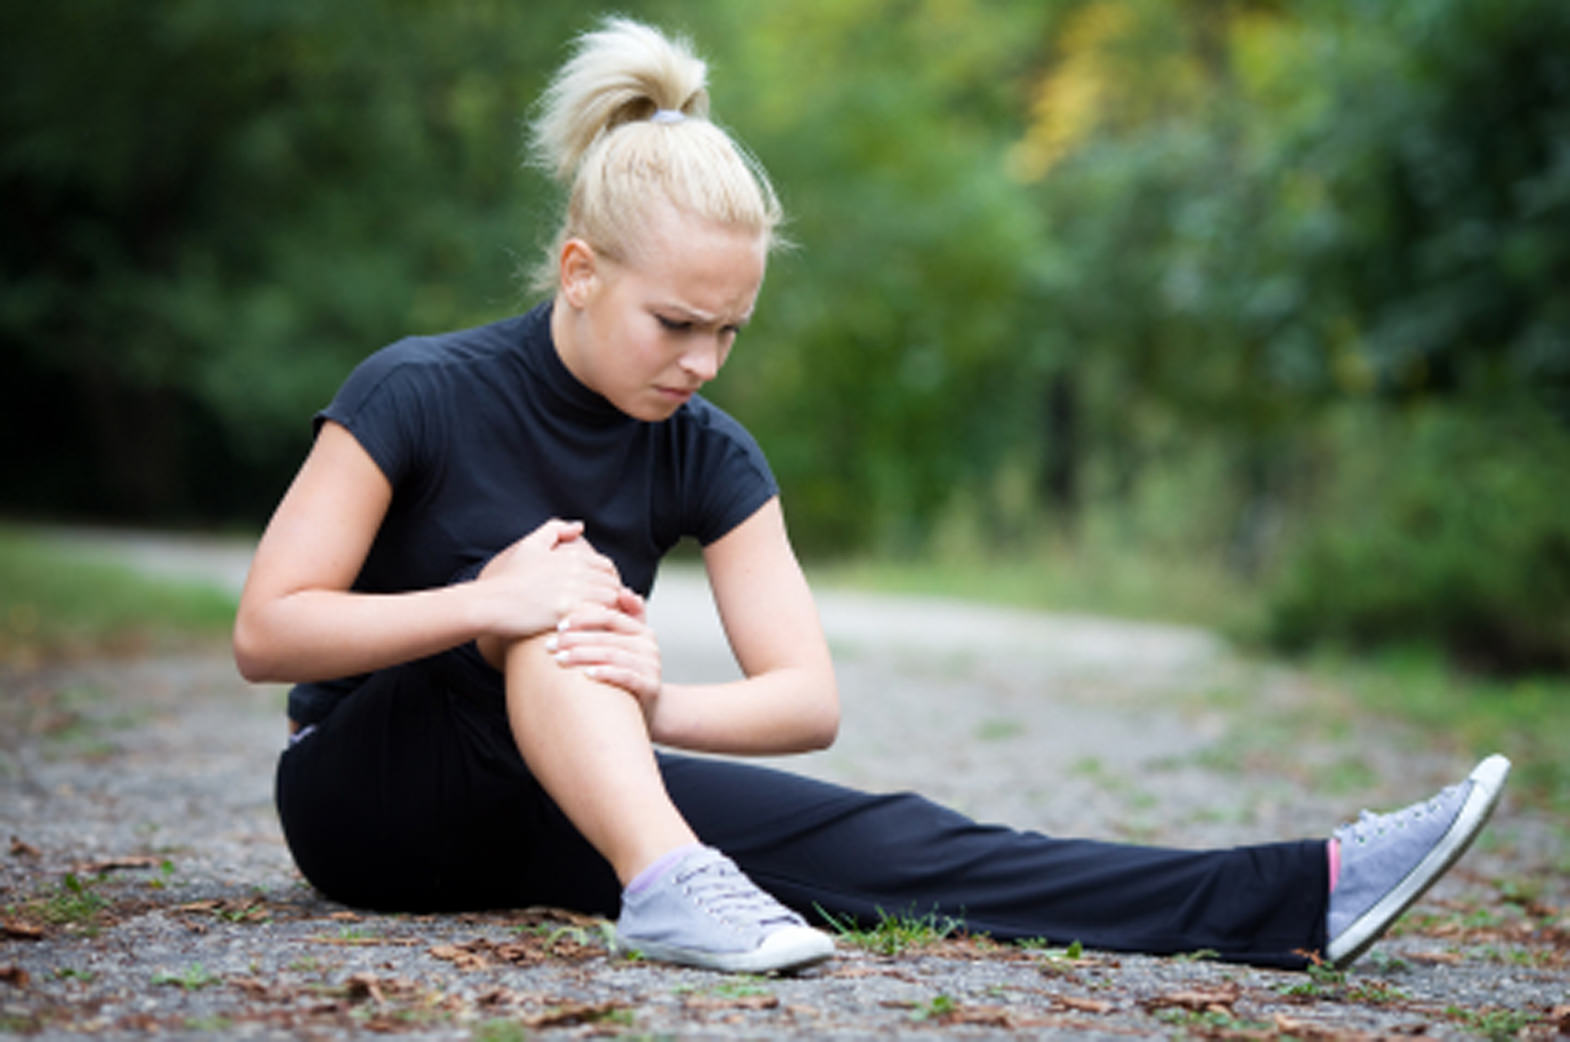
[
  {"x1": 314, "y1": 340, "x2": 438, "y2": 491},
  {"x1": 680, "y1": 399, "x2": 779, "y2": 546}
]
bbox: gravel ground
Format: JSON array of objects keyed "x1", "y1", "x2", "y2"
[{"x1": 2, "y1": 533, "x2": 1566, "y2": 1040}]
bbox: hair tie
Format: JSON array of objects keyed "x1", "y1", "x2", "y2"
[{"x1": 650, "y1": 108, "x2": 686, "y2": 124}]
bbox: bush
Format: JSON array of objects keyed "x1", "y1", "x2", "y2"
[{"x1": 1264, "y1": 402, "x2": 1570, "y2": 673}]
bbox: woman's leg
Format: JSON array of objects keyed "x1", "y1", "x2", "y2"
[
  {"x1": 497, "y1": 634, "x2": 696, "y2": 884},
  {"x1": 658, "y1": 753, "x2": 1329, "y2": 970},
  {"x1": 275, "y1": 659, "x2": 622, "y2": 914}
]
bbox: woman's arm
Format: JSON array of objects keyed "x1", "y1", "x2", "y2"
[
  {"x1": 554, "y1": 497, "x2": 839, "y2": 755},
  {"x1": 234, "y1": 421, "x2": 622, "y2": 684}
]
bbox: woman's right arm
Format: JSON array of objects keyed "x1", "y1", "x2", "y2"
[{"x1": 233, "y1": 421, "x2": 622, "y2": 684}]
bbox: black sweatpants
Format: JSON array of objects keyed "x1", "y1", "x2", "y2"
[{"x1": 275, "y1": 655, "x2": 1328, "y2": 970}]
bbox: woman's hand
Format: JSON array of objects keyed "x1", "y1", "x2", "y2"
[
  {"x1": 473, "y1": 519, "x2": 626, "y2": 648},
  {"x1": 547, "y1": 599, "x2": 663, "y2": 710}
]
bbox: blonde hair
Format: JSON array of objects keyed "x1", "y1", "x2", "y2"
[{"x1": 527, "y1": 18, "x2": 783, "y2": 293}]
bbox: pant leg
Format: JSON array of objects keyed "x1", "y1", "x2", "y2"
[
  {"x1": 659, "y1": 753, "x2": 1328, "y2": 970},
  {"x1": 275, "y1": 656, "x2": 621, "y2": 915},
  {"x1": 276, "y1": 658, "x2": 1326, "y2": 968}
]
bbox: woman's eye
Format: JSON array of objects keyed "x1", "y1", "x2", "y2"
[{"x1": 656, "y1": 315, "x2": 692, "y2": 332}]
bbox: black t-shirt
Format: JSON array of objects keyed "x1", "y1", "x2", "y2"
[{"x1": 287, "y1": 301, "x2": 777, "y2": 725}]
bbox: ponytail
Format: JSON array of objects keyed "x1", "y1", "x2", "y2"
[{"x1": 527, "y1": 18, "x2": 782, "y2": 292}]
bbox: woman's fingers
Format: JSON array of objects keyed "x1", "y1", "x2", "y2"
[
  {"x1": 547, "y1": 605, "x2": 661, "y2": 703},
  {"x1": 556, "y1": 602, "x2": 645, "y2": 635}
]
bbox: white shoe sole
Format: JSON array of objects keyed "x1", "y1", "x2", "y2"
[
  {"x1": 1326, "y1": 754, "x2": 1511, "y2": 968},
  {"x1": 620, "y1": 924, "x2": 835, "y2": 974}
]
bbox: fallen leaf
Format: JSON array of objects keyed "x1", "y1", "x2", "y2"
[
  {"x1": 429, "y1": 943, "x2": 490, "y2": 971},
  {"x1": 8, "y1": 837, "x2": 40, "y2": 859},
  {"x1": 1143, "y1": 981, "x2": 1241, "y2": 1012},
  {"x1": 520, "y1": 1000, "x2": 627, "y2": 1029},
  {"x1": 1, "y1": 920, "x2": 45, "y2": 941},
  {"x1": 0, "y1": 964, "x2": 29, "y2": 988},
  {"x1": 344, "y1": 972, "x2": 385, "y2": 1005},
  {"x1": 1272, "y1": 1013, "x2": 1390, "y2": 1041},
  {"x1": 1053, "y1": 994, "x2": 1112, "y2": 1014},
  {"x1": 1405, "y1": 950, "x2": 1464, "y2": 965},
  {"x1": 932, "y1": 1004, "x2": 1013, "y2": 1027},
  {"x1": 682, "y1": 993, "x2": 780, "y2": 1012},
  {"x1": 328, "y1": 911, "x2": 360, "y2": 921},
  {"x1": 227, "y1": 976, "x2": 278, "y2": 1000},
  {"x1": 304, "y1": 934, "x2": 419, "y2": 947}
]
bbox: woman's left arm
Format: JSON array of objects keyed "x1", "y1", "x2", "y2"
[{"x1": 639, "y1": 497, "x2": 841, "y2": 754}]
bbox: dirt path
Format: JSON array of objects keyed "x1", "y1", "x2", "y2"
[{"x1": 2, "y1": 530, "x2": 1565, "y2": 1039}]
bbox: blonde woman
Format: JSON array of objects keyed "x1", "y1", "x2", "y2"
[{"x1": 235, "y1": 18, "x2": 1508, "y2": 974}]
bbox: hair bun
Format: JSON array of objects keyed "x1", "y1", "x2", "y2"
[{"x1": 530, "y1": 17, "x2": 711, "y2": 184}]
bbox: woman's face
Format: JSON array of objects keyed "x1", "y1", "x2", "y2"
[{"x1": 555, "y1": 205, "x2": 768, "y2": 422}]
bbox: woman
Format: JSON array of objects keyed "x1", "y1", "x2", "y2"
[{"x1": 235, "y1": 18, "x2": 1509, "y2": 975}]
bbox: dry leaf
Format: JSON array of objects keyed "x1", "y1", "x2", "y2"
[
  {"x1": 429, "y1": 943, "x2": 490, "y2": 971},
  {"x1": 344, "y1": 972, "x2": 385, "y2": 1004},
  {"x1": 932, "y1": 1004, "x2": 1013, "y2": 1027},
  {"x1": 520, "y1": 1000, "x2": 627, "y2": 1029},
  {"x1": 682, "y1": 994, "x2": 780, "y2": 1012},
  {"x1": 73, "y1": 855, "x2": 160, "y2": 874},
  {"x1": 2, "y1": 920, "x2": 45, "y2": 941},
  {"x1": 1143, "y1": 981, "x2": 1241, "y2": 1012},
  {"x1": 1054, "y1": 994, "x2": 1112, "y2": 1014},
  {"x1": 0, "y1": 964, "x2": 30, "y2": 988},
  {"x1": 8, "y1": 836, "x2": 40, "y2": 859}
]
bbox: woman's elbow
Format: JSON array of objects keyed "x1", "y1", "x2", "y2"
[
  {"x1": 232, "y1": 609, "x2": 280, "y2": 684},
  {"x1": 802, "y1": 678, "x2": 841, "y2": 750}
]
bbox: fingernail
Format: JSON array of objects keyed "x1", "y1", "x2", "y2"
[
  {"x1": 557, "y1": 618, "x2": 570, "y2": 632},
  {"x1": 545, "y1": 635, "x2": 558, "y2": 653},
  {"x1": 554, "y1": 650, "x2": 570, "y2": 665}
]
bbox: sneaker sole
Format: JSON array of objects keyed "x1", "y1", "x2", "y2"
[
  {"x1": 1326, "y1": 754, "x2": 1510, "y2": 969},
  {"x1": 619, "y1": 925, "x2": 835, "y2": 974}
]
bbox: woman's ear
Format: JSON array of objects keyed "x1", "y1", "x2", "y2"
[{"x1": 559, "y1": 238, "x2": 599, "y2": 308}]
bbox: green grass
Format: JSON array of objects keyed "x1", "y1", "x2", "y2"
[
  {"x1": 816, "y1": 906, "x2": 962, "y2": 956},
  {"x1": 0, "y1": 525, "x2": 236, "y2": 661},
  {"x1": 1306, "y1": 647, "x2": 1570, "y2": 812},
  {"x1": 152, "y1": 963, "x2": 220, "y2": 990},
  {"x1": 807, "y1": 539, "x2": 1255, "y2": 633}
]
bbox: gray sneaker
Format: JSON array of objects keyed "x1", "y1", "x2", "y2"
[
  {"x1": 614, "y1": 846, "x2": 835, "y2": 973},
  {"x1": 1325, "y1": 754, "x2": 1510, "y2": 968}
]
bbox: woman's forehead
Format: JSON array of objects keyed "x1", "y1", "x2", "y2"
[{"x1": 626, "y1": 208, "x2": 767, "y2": 313}]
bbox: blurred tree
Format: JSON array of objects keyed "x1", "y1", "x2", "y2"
[{"x1": 1, "y1": 0, "x2": 594, "y2": 519}]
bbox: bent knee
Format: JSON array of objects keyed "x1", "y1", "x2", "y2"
[{"x1": 476, "y1": 630, "x2": 555, "y2": 672}]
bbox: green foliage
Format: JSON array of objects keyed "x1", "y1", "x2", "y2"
[
  {"x1": 1265, "y1": 403, "x2": 1570, "y2": 672},
  {"x1": 3, "y1": 0, "x2": 1568, "y2": 673}
]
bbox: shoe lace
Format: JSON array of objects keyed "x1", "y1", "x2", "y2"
[
  {"x1": 676, "y1": 858, "x2": 801, "y2": 929},
  {"x1": 1334, "y1": 781, "x2": 1465, "y2": 846}
]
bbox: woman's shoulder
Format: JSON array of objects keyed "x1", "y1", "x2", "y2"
[{"x1": 371, "y1": 308, "x2": 545, "y2": 372}]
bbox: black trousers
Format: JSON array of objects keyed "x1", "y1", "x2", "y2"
[{"x1": 275, "y1": 656, "x2": 1328, "y2": 969}]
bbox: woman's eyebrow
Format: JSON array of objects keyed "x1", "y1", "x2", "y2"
[{"x1": 658, "y1": 302, "x2": 753, "y2": 327}]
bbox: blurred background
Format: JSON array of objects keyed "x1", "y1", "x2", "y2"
[{"x1": 3, "y1": 0, "x2": 1567, "y2": 680}]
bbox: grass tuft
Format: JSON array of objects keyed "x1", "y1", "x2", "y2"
[{"x1": 815, "y1": 906, "x2": 962, "y2": 956}]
